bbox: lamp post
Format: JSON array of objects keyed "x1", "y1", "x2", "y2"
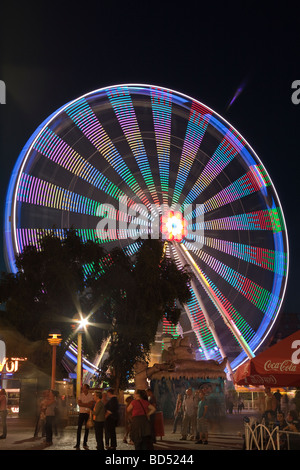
[
  {"x1": 72, "y1": 314, "x2": 88, "y2": 400},
  {"x1": 48, "y1": 330, "x2": 62, "y2": 390}
]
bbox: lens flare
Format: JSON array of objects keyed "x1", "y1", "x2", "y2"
[{"x1": 161, "y1": 211, "x2": 187, "y2": 241}]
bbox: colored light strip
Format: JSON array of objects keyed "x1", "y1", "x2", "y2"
[
  {"x1": 188, "y1": 242, "x2": 280, "y2": 315},
  {"x1": 184, "y1": 132, "x2": 239, "y2": 204},
  {"x1": 33, "y1": 127, "x2": 124, "y2": 200},
  {"x1": 150, "y1": 87, "x2": 172, "y2": 204},
  {"x1": 64, "y1": 97, "x2": 151, "y2": 208},
  {"x1": 172, "y1": 102, "x2": 211, "y2": 206},
  {"x1": 185, "y1": 234, "x2": 287, "y2": 276},
  {"x1": 107, "y1": 86, "x2": 159, "y2": 205},
  {"x1": 203, "y1": 165, "x2": 270, "y2": 214},
  {"x1": 202, "y1": 208, "x2": 284, "y2": 231},
  {"x1": 17, "y1": 173, "x2": 102, "y2": 216},
  {"x1": 162, "y1": 315, "x2": 180, "y2": 338}
]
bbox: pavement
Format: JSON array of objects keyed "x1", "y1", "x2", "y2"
[{"x1": 0, "y1": 411, "x2": 251, "y2": 452}]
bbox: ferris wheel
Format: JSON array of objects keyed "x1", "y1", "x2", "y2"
[{"x1": 4, "y1": 84, "x2": 289, "y2": 374}]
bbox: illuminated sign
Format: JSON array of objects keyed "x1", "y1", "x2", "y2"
[{"x1": 0, "y1": 357, "x2": 27, "y2": 374}]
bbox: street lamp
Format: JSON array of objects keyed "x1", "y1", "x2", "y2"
[
  {"x1": 72, "y1": 314, "x2": 89, "y2": 400},
  {"x1": 48, "y1": 330, "x2": 62, "y2": 390}
]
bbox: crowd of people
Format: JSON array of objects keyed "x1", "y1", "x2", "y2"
[
  {"x1": 256, "y1": 387, "x2": 300, "y2": 449},
  {"x1": 34, "y1": 384, "x2": 216, "y2": 449},
  {"x1": 1, "y1": 383, "x2": 300, "y2": 450},
  {"x1": 74, "y1": 385, "x2": 157, "y2": 451},
  {"x1": 171, "y1": 387, "x2": 212, "y2": 445},
  {"x1": 0, "y1": 384, "x2": 158, "y2": 450}
]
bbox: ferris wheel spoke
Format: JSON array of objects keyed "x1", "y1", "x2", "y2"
[
  {"x1": 203, "y1": 207, "x2": 285, "y2": 231},
  {"x1": 171, "y1": 101, "x2": 211, "y2": 207},
  {"x1": 184, "y1": 132, "x2": 241, "y2": 205},
  {"x1": 202, "y1": 164, "x2": 271, "y2": 215},
  {"x1": 33, "y1": 126, "x2": 125, "y2": 201},
  {"x1": 177, "y1": 242, "x2": 255, "y2": 364},
  {"x1": 17, "y1": 173, "x2": 107, "y2": 218},
  {"x1": 187, "y1": 256, "x2": 257, "y2": 345},
  {"x1": 170, "y1": 244, "x2": 219, "y2": 359},
  {"x1": 64, "y1": 97, "x2": 152, "y2": 209},
  {"x1": 150, "y1": 87, "x2": 172, "y2": 205},
  {"x1": 184, "y1": 239, "x2": 281, "y2": 321},
  {"x1": 107, "y1": 86, "x2": 160, "y2": 205},
  {"x1": 198, "y1": 235, "x2": 287, "y2": 276}
]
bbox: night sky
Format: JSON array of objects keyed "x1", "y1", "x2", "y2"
[{"x1": 0, "y1": 2, "x2": 299, "y2": 316}]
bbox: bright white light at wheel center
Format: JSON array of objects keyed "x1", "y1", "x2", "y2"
[{"x1": 162, "y1": 211, "x2": 187, "y2": 242}]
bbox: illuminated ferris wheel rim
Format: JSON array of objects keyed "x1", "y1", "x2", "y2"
[{"x1": 4, "y1": 83, "x2": 289, "y2": 372}]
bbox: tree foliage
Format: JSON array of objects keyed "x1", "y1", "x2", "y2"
[
  {"x1": 0, "y1": 231, "x2": 192, "y2": 388},
  {"x1": 0, "y1": 230, "x2": 106, "y2": 371}
]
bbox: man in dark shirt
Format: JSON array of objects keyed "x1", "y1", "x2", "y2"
[{"x1": 104, "y1": 389, "x2": 119, "y2": 450}]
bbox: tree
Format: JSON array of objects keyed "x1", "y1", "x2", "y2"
[
  {"x1": 87, "y1": 238, "x2": 192, "y2": 392},
  {"x1": 0, "y1": 229, "x2": 106, "y2": 373}
]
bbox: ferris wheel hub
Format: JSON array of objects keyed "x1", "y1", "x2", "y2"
[{"x1": 161, "y1": 211, "x2": 187, "y2": 242}]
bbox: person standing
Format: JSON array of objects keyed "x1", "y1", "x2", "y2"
[
  {"x1": 74, "y1": 384, "x2": 95, "y2": 450},
  {"x1": 123, "y1": 395, "x2": 134, "y2": 444},
  {"x1": 264, "y1": 387, "x2": 277, "y2": 422},
  {"x1": 180, "y1": 388, "x2": 196, "y2": 440},
  {"x1": 146, "y1": 389, "x2": 157, "y2": 444},
  {"x1": 93, "y1": 391, "x2": 105, "y2": 450},
  {"x1": 127, "y1": 389, "x2": 156, "y2": 450},
  {"x1": 104, "y1": 389, "x2": 119, "y2": 450},
  {"x1": 195, "y1": 389, "x2": 209, "y2": 445},
  {"x1": 34, "y1": 390, "x2": 48, "y2": 438},
  {"x1": 265, "y1": 387, "x2": 276, "y2": 411},
  {"x1": 172, "y1": 394, "x2": 183, "y2": 433},
  {"x1": 0, "y1": 389, "x2": 7, "y2": 439},
  {"x1": 44, "y1": 389, "x2": 57, "y2": 446},
  {"x1": 274, "y1": 389, "x2": 282, "y2": 412}
]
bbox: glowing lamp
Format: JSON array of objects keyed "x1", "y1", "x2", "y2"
[
  {"x1": 72, "y1": 313, "x2": 90, "y2": 332},
  {"x1": 161, "y1": 211, "x2": 187, "y2": 241},
  {"x1": 48, "y1": 330, "x2": 62, "y2": 389},
  {"x1": 48, "y1": 331, "x2": 62, "y2": 347}
]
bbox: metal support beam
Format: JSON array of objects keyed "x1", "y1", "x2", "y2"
[
  {"x1": 172, "y1": 242, "x2": 234, "y2": 379},
  {"x1": 177, "y1": 242, "x2": 255, "y2": 362}
]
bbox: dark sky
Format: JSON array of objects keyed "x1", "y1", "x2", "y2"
[{"x1": 0, "y1": 2, "x2": 299, "y2": 314}]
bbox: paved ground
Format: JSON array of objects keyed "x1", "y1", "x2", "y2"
[{"x1": 0, "y1": 411, "x2": 250, "y2": 452}]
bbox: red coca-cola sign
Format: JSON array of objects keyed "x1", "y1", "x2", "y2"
[
  {"x1": 234, "y1": 331, "x2": 300, "y2": 387},
  {"x1": 264, "y1": 359, "x2": 297, "y2": 373}
]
